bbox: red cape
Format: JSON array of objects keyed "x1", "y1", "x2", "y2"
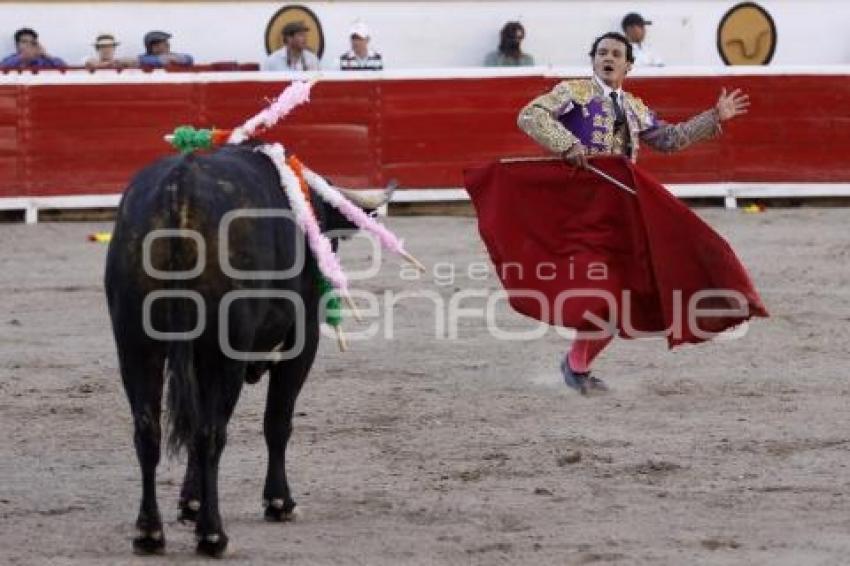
[{"x1": 463, "y1": 156, "x2": 768, "y2": 347}]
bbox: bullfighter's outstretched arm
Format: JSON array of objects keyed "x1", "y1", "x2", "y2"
[
  {"x1": 638, "y1": 108, "x2": 722, "y2": 153},
  {"x1": 639, "y1": 87, "x2": 749, "y2": 153}
]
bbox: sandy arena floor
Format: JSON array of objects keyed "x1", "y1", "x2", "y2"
[{"x1": 1, "y1": 208, "x2": 849, "y2": 565}]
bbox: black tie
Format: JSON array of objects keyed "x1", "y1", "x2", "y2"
[
  {"x1": 610, "y1": 91, "x2": 626, "y2": 130},
  {"x1": 610, "y1": 91, "x2": 632, "y2": 157}
]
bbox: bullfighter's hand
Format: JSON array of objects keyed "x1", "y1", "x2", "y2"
[
  {"x1": 716, "y1": 88, "x2": 750, "y2": 121},
  {"x1": 561, "y1": 142, "x2": 588, "y2": 169}
]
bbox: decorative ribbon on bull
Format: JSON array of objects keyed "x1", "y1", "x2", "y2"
[
  {"x1": 282, "y1": 149, "x2": 348, "y2": 349},
  {"x1": 228, "y1": 80, "x2": 315, "y2": 144},
  {"x1": 163, "y1": 80, "x2": 425, "y2": 351},
  {"x1": 257, "y1": 144, "x2": 425, "y2": 343},
  {"x1": 167, "y1": 80, "x2": 315, "y2": 153},
  {"x1": 169, "y1": 127, "x2": 231, "y2": 153}
]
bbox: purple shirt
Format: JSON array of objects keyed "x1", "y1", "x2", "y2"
[
  {"x1": 137, "y1": 53, "x2": 194, "y2": 68},
  {"x1": 0, "y1": 53, "x2": 66, "y2": 69}
]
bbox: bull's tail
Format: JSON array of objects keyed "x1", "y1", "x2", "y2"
[
  {"x1": 161, "y1": 156, "x2": 201, "y2": 454},
  {"x1": 166, "y1": 339, "x2": 198, "y2": 454}
]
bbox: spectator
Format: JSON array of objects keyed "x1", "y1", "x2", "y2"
[
  {"x1": 0, "y1": 28, "x2": 65, "y2": 69},
  {"x1": 263, "y1": 21, "x2": 320, "y2": 71},
  {"x1": 621, "y1": 12, "x2": 663, "y2": 67},
  {"x1": 138, "y1": 31, "x2": 193, "y2": 68},
  {"x1": 84, "y1": 34, "x2": 137, "y2": 69},
  {"x1": 340, "y1": 22, "x2": 383, "y2": 70},
  {"x1": 484, "y1": 22, "x2": 534, "y2": 67}
]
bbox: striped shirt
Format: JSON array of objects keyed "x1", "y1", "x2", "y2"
[{"x1": 339, "y1": 50, "x2": 383, "y2": 71}]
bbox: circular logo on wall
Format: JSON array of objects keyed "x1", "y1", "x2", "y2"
[
  {"x1": 717, "y1": 2, "x2": 777, "y2": 65},
  {"x1": 264, "y1": 4, "x2": 325, "y2": 58}
]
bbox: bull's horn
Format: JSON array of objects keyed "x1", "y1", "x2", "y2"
[{"x1": 338, "y1": 179, "x2": 398, "y2": 209}]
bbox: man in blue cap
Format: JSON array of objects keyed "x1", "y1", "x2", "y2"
[{"x1": 138, "y1": 31, "x2": 193, "y2": 68}]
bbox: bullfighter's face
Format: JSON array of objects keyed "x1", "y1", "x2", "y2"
[{"x1": 592, "y1": 37, "x2": 632, "y2": 90}]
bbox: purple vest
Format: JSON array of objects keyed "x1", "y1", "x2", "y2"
[{"x1": 557, "y1": 98, "x2": 617, "y2": 155}]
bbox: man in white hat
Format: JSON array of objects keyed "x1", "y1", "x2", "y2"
[{"x1": 339, "y1": 21, "x2": 383, "y2": 71}]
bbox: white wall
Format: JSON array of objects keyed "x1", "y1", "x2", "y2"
[{"x1": 1, "y1": 1, "x2": 846, "y2": 68}]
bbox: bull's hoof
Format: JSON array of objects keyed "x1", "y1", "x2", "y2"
[
  {"x1": 132, "y1": 530, "x2": 165, "y2": 555},
  {"x1": 178, "y1": 499, "x2": 200, "y2": 523},
  {"x1": 263, "y1": 498, "x2": 297, "y2": 522},
  {"x1": 196, "y1": 533, "x2": 228, "y2": 558}
]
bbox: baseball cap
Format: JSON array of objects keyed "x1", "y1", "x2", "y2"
[
  {"x1": 143, "y1": 30, "x2": 171, "y2": 47},
  {"x1": 349, "y1": 22, "x2": 370, "y2": 39},
  {"x1": 621, "y1": 13, "x2": 652, "y2": 28}
]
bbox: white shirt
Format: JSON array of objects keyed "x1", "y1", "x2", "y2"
[
  {"x1": 263, "y1": 47, "x2": 320, "y2": 71},
  {"x1": 592, "y1": 74, "x2": 624, "y2": 108},
  {"x1": 631, "y1": 42, "x2": 664, "y2": 67}
]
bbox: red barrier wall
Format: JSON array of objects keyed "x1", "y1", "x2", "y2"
[
  {"x1": 0, "y1": 85, "x2": 20, "y2": 193},
  {"x1": 0, "y1": 74, "x2": 848, "y2": 198}
]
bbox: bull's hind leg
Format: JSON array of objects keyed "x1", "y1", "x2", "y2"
[
  {"x1": 180, "y1": 364, "x2": 270, "y2": 522},
  {"x1": 117, "y1": 339, "x2": 167, "y2": 555},
  {"x1": 192, "y1": 356, "x2": 244, "y2": 558},
  {"x1": 178, "y1": 445, "x2": 201, "y2": 522},
  {"x1": 192, "y1": 429, "x2": 228, "y2": 557},
  {"x1": 263, "y1": 319, "x2": 320, "y2": 522}
]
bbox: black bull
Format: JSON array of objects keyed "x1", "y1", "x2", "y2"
[{"x1": 105, "y1": 144, "x2": 368, "y2": 556}]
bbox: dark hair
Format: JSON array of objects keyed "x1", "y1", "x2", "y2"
[
  {"x1": 282, "y1": 21, "x2": 308, "y2": 39},
  {"x1": 14, "y1": 28, "x2": 37, "y2": 44},
  {"x1": 589, "y1": 32, "x2": 634, "y2": 63},
  {"x1": 498, "y1": 21, "x2": 525, "y2": 58}
]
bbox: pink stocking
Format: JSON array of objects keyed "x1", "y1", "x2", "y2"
[{"x1": 567, "y1": 336, "x2": 613, "y2": 373}]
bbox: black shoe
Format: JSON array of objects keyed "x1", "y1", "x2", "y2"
[{"x1": 560, "y1": 359, "x2": 589, "y2": 395}]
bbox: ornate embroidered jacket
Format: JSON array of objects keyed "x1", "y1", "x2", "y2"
[{"x1": 517, "y1": 78, "x2": 721, "y2": 161}]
